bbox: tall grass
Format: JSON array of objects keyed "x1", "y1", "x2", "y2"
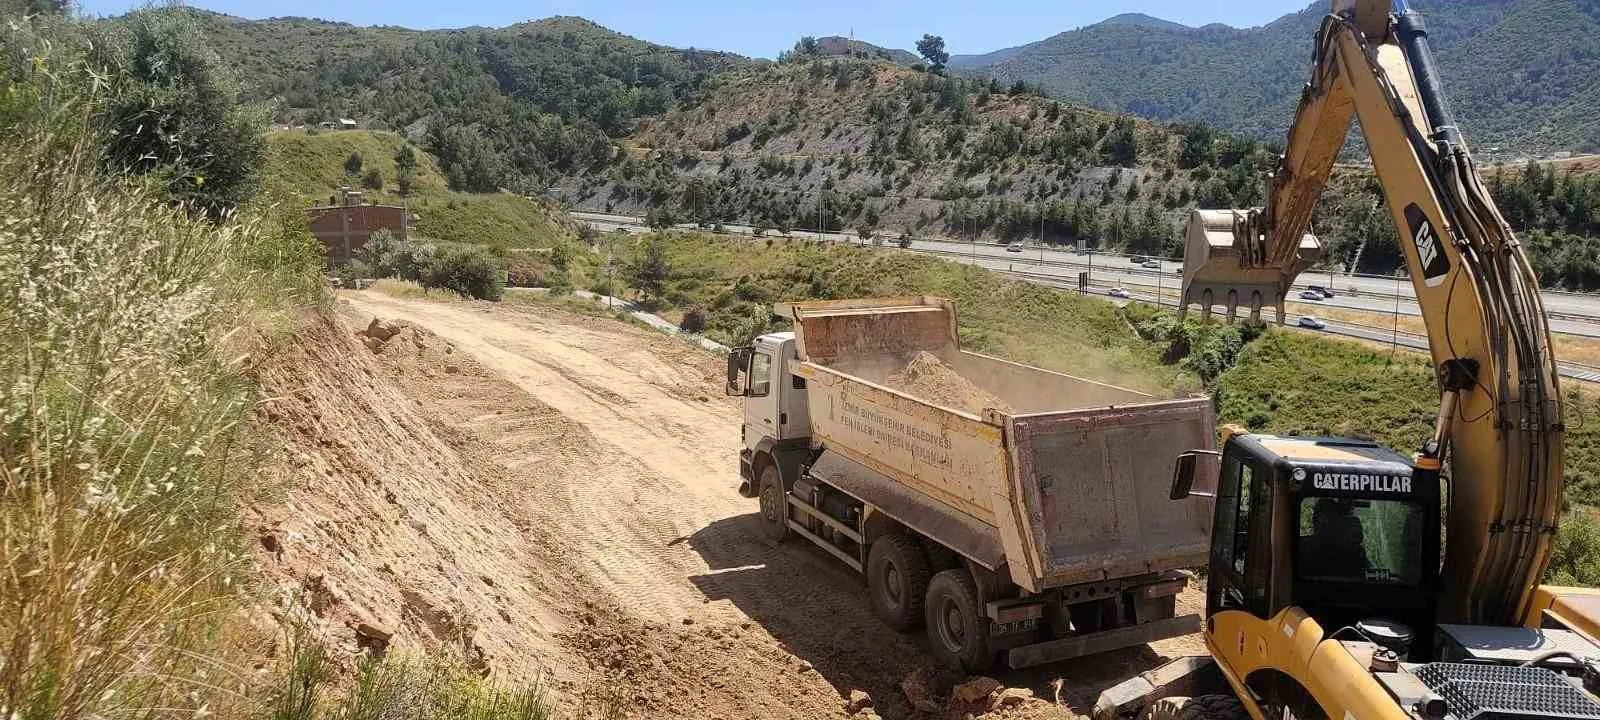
[
  {"x1": 0, "y1": 15, "x2": 321, "y2": 719},
  {"x1": 0, "y1": 111, "x2": 263, "y2": 720},
  {"x1": 2, "y1": 18, "x2": 567, "y2": 720}
]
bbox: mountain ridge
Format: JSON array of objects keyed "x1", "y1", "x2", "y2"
[{"x1": 953, "y1": 0, "x2": 1600, "y2": 155}]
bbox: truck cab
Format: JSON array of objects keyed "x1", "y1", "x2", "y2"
[{"x1": 726, "y1": 332, "x2": 810, "y2": 501}]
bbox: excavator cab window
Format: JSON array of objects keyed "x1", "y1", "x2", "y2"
[{"x1": 1294, "y1": 497, "x2": 1425, "y2": 585}]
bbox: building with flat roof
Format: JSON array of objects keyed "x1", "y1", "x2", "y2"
[{"x1": 308, "y1": 187, "x2": 409, "y2": 265}]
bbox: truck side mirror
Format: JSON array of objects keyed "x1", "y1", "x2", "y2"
[
  {"x1": 1171, "y1": 450, "x2": 1221, "y2": 500},
  {"x1": 726, "y1": 347, "x2": 753, "y2": 396}
]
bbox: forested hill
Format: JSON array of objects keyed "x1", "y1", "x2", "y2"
[
  {"x1": 556, "y1": 57, "x2": 1267, "y2": 255},
  {"x1": 953, "y1": 0, "x2": 1600, "y2": 157},
  {"x1": 174, "y1": 8, "x2": 1599, "y2": 287},
  {"x1": 178, "y1": 10, "x2": 756, "y2": 194}
]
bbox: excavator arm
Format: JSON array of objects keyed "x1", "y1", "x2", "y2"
[{"x1": 1179, "y1": 0, "x2": 1564, "y2": 624}]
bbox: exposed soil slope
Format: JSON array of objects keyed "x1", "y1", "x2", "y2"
[{"x1": 250, "y1": 293, "x2": 1201, "y2": 718}]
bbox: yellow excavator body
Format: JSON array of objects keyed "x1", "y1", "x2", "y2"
[{"x1": 1095, "y1": 1, "x2": 1579, "y2": 719}]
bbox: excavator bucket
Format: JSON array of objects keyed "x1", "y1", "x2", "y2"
[{"x1": 1178, "y1": 209, "x2": 1322, "y2": 325}]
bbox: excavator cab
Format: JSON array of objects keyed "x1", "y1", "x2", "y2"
[{"x1": 1187, "y1": 433, "x2": 1441, "y2": 656}]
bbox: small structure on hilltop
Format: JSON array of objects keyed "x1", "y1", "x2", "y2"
[{"x1": 307, "y1": 187, "x2": 410, "y2": 265}]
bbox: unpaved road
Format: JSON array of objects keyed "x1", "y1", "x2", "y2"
[{"x1": 331, "y1": 291, "x2": 1199, "y2": 718}]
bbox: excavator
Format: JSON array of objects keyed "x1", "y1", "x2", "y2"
[{"x1": 1095, "y1": 1, "x2": 1600, "y2": 718}]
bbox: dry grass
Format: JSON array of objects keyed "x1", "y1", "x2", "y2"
[{"x1": 0, "y1": 121, "x2": 271, "y2": 719}]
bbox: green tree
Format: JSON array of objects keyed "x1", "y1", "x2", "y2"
[
  {"x1": 1178, "y1": 123, "x2": 1216, "y2": 169},
  {"x1": 344, "y1": 151, "x2": 363, "y2": 177},
  {"x1": 916, "y1": 34, "x2": 949, "y2": 71},
  {"x1": 1101, "y1": 116, "x2": 1138, "y2": 167},
  {"x1": 394, "y1": 143, "x2": 418, "y2": 195},
  {"x1": 361, "y1": 167, "x2": 383, "y2": 190},
  {"x1": 394, "y1": 143, "x2": 418, "y2": 173},
  {"x1": 628, "y1": 236, "x2": 672, "y2": 302},
  {"x1": 429, "y1": 124, "x2": 504, "y2": 192},
  {"x1": 95, "y1": 10, "x2": 266, "y2": 216}
]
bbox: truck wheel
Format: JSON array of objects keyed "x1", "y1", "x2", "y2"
[
  {"x1": 867, "y1": 534, "x2": 931, "y2": 631},
  {"x1": 924, "y1": 569, "x2": 993, "y2": 674},
  {"x1": 1144, "y1": 695, "x2": 1245, "y2": 720},
  {"x1": 757, "y1": 464, "x2": 790, "y2": 543}
]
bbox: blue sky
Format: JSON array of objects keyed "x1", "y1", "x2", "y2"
[{"x1": 77, "y1": 1, "x2": 1312, "y2": 58}]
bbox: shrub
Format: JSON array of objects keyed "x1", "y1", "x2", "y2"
[
  {"x1": 93, "y1": 9, "x2": 267, "y2": 217},
  {"x1": 361, "y1": 228, "x2": 427, "y2": 281},
  {"x1": 361, "y1": 167, "x2": 384, "y2": 190},
  {"x1": 420, "y1": 242, "x2": 506, "y2": 300},
  {"x1": 1549, "y1": 510, "x2": 1600, "y2": 586},
  {"x1": 680, "y1": 306, "x2": 708, "y2": 334}
]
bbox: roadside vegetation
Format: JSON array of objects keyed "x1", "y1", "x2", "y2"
[{"x1": 0, "y1": 6, "x2": 552, "y2": 719}]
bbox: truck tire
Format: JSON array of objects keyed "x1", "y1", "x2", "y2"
[
  {"x1": 867, "y1": 534, "x2": 931, "y2": 631},
  {"x1": 924, "y1": 569, "x2": 994, "y2": 674},
  {"x1": 757, "y1": 464, "x2": 790, "y2": 543},
  {"x1": 1144, "y1": 695, "x2": 1246, "y2": 720}
]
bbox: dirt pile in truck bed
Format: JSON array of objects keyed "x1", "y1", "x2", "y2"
[{"x1": 885, "y1": 351, "x2": 1013, "y2": 415}]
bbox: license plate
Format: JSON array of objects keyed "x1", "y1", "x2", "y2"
[{"x1": 992, "y1": 618, "x2": 1038, "y2": 636}]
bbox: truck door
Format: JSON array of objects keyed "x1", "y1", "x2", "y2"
[{"x1": 742, "y1": 345, "x2": 779, "y2": 442}]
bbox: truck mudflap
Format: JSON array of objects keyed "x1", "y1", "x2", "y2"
[{"x1": 1007, "y1": 614, "x2": 1202, "y2": 669}]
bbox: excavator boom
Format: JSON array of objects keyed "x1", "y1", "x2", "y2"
[{"x1": 1178, "y1": 0, "x2": 1563, "y2": 625}]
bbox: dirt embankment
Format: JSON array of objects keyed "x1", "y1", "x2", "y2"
[{"x1": 246, "y1": 293, "x2": 1197, "y2": 718}]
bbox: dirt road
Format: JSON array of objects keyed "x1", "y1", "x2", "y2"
[{"x1": 305, "y1": 291, "x2": 1194, "y2": 718}]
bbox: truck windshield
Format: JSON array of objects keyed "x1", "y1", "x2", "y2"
[{"x1": 1295, "y1": 497, "x2": 1424, "y2": 585}]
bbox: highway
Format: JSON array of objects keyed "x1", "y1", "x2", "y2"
[{"x1": 569, "y1": 210, "x2": 1600, "y2": 384}]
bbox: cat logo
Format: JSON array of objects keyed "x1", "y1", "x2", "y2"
[{"x1": 1405, "y1": 203, "x2": 1451, "y2": 287}]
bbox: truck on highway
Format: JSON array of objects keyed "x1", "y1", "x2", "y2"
[{"x1": 725, "y1": 296, "x2": 1216, "y2": 672}]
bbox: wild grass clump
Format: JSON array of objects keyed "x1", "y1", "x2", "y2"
[
  {"x1": 266, "y1": 635, "x2": 556, "y2": 720},
  {"x1": 0, "y1": 122, "x2": 265, "y2": 719}
]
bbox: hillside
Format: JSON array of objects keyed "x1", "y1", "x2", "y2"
[
  {"x1": 179, "y1": 9, "x2": 757, "y2": 194},
  {"x1": 553, "y1": 57, "x2": 1276, "y2": 253},
  {"x1": 955, "y1": 0, "x2": 1600, "y2": 157},
  {"x1": 191, "y1": 9, "x2": 1597, "y2": 279},
  {"x1": 264, "y1": 129, "x2": 576, "y2": 250}
]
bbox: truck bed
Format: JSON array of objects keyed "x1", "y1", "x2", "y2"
[{"x1": 779, "y1": 297, "x2": 1214, "y2": 593}]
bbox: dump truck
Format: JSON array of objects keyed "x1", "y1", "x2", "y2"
[{"x1": 725, "y1": 297, "x2": 1216, "y2": 672}]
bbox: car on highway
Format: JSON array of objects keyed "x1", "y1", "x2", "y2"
[
  {"x1": 1300, "y1": 290, "x2": 1325, "y2": 301},
  {"x1": 1108, "y1": 287, "x2": 1132, "y2": 299},
  {"x1": 1307, "y1": 285, "x2": 1336, "y2": 298},
  {"x1": 1142, "y1": 260, "x2": 1160, "y2": 269},
  {"x1": 1006, "y1": 244, "x2": 1024, "y2": 253},
  {"x1": 1298, "y1": 316, "x2": 1327, "y2": 330},
  {"x1": 1129, "y1": 256, "x2": 1147, "y2": 264}
]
